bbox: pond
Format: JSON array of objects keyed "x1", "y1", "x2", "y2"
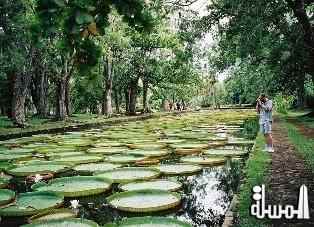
[{"x1": 0, "y1": 110, "x2": 258, "y2": 227}]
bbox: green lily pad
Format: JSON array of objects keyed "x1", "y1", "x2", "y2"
[
  {"x1": 180, "y1": 156, "x2": 225, "y2": 165},
  {"x1": 170, "y1": 143, "x2": 209, "y2": 150},
  {"x1": 106, "y1": 155, "x2": 146, "y2": 164},
  {"x1": 46, "y1": 151, "x2": 85, "y2": 158},
  {"x1": 87, "y1": 147, "x2": 126, "y2": 154},
  {"x1": 124, "y1": 149, "x2": 170, "y2": 157},
  {"x1": 6, "y1": 163, "x2": 70, "y2": 177},
  {"x1": 156, "y1": 164, "x2": 202, "y2": 175},
  {"x1": 107, "y1": 189, "x2": 181, "y2": 212},
  {"x1": 227, "y1": 140, "x2": 255, "y2": 145},
  {"x1": 52, "y1": 155, "x2": 103, "y2": 164},
  {"x1": 95, "y1": 167, "x2": 160, "y2": 183},
  {"x1": 0, "y1": 153, "x2": 32, "y2": 161},
  {"x1": 93, "y1": 142, "x2": 125, "y2": 147},
  {"x1": 0, "y1": 148, "x2": 34, "y2": 154},
  {"x1": 73, "y1": 163, "x2": 122, "y2": 173},
  {"x1": 0, "y1": 174, "x2": 13, "y2": 188},
  {"x1": 0, "y1": 189, "x2": 15, "y2": 206},
  {"x1": 203, "y1": 149, "x2": 248, "y2": 156},
  {"x1": 104, "y1": 216, "x2": 192, "y2": 227},
  {"x1": 28, "y1": 208, "x2": 77, "y2": 223},
  {"x1": 0, "y1": 162, "x2": 14, "y2": 171},
  {"x1": 22, "y1": 218, "x2": 99, "y2": 227},
  {"x1": 32, "y1": 176, "x2": 112, "y2": 197},
  {"x1": 127, "y1": 144, "x2": 165, "y2": 150},
  {"x1": 119, "y1": 179, "x2": 182, "y2": 192},
  {"x1": 36, "y1": 147, "x2": 76, "y2": 154},
  {"x1": 0, "y1": 191, "x2": 64, "y2": 216},
  {"x1": 157, "y1": 139, "x2": 185, "y2": 144}
]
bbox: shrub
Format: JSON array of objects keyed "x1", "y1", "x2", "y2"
[{"x1": 273, "y1": 94, "x2": 295, "y2": 114}]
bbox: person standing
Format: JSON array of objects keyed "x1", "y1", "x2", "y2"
[{"x1": 256, "y1": 94, "x2": 274, "y2": 152}]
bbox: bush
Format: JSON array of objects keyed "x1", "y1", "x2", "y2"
[{"x1": 273, "y1": 94, "x2": 295, "y2": 114}]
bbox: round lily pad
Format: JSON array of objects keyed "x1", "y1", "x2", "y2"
[
  {"x1": 0, "y1": 162, "x2": 14, "y2": 171},
  {"x1": 7, "y1": 163, "x2": 70, "y2": 177},
  {"x1": 203, "y1": 149, "x2": 248, "y2": 156},
  {"x1": 28, "y1": 208, "x2": 76, "y2": 223},
  {"x1": 170, "y1": 143, "x2": 209, "y2": 150},
  {"x1": 107, "y1": 189, "x2": 181, "y2": 212},
  {"x1": 156, "y1": 164, "x2": 202, "y2": 175},
  {"x1": 180, "y1": 156, "x2": 225, "y2": 165},
  {"x1": 125, "y1": 149, "x2": 170, "y2": 157},
  {"x1": 0, "y1": 191, "x2": 64, "y2": 216},
  {"x1": 157, "y1": 139, "x2": 185, "y2": 144},
  {"x1": 0, "y1": 189, "x2": 15, "y2": 206},
  {"x1": 227, "y1": 140, "x2": 255, "y2": 145},
  {"x1": 95, "y1": 167, "x2": 160, "y2": 183},
  {"x1": 104, "y1": 216, "x2": 192, "y2": 227},
  {"x1": 32, "y1": 176, "x2": 112, "y2": 197},
  {"x1": 127, "y1": 144, "x2": 165, "y2": 150},
  {"x1": 0, "y1": 153, "x2": 32, "y2": 161},
  {"x1": 0, "y1": 174, "x2": 13, "y2": 188},
  {"x1": 22, "y1": 218, "x2": 99, "y2": 227},
  {"x1": 93, "y1": 142, "x2": 125, "y2": 147},
  {"x1": 87, "y1": 147, "x2": 126, "y2": 154},
  {"x1": 73, "y1": 163, "x2": 122, "y2": 173},
  {"x1": 119, "y1": 179, "x2": 182, "y2": 192},
  {"x1": 106, "y1": 155, "x2": 145, "y2": 164},
  {"x1": 52, "y1": 155, "x2": 103, "y2": 164},
  {"x1": 46, "y1": 151, "x2": 85, "y2": 158}
]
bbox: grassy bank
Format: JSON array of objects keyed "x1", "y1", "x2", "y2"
[
  {"x1": 236, "y1": 133, "x2": 271, "y2": 227},
  {"x1": 285, "y1": 120, "x2": 314, "y2": 172}
]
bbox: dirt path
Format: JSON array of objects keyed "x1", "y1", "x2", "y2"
[
  {"x1": 287, "y1": 118, "x2": 314, "y2": 139},
  {"x1": 266, "y1": 118, "x2": 314, "y2": 226}
]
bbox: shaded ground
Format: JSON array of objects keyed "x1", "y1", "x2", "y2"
[{"x1": 267, "y1": 117, "x2": 314, "y2": 226}]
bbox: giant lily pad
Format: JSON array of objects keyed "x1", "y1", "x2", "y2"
[
  {"x1": 170, "y1": 143, "x2": 209, "y2": 150},
  {"x1": 28, "y1": 208, "x2": 77, "y2": 223},
  {"x1": 104, "y1": 216, "x2": 192, "y2": 227},
  {"x1": 7, "y1": 163, "x2": 70, "y2": 177},
  {"x1": 46, "y1": 151, "x2": 85, "y2": 158},
  {"x1": 0, "y1": 153, "x2": 32, "y2": 161},
  {"x1": 107, "y1": 189, "x2": 181, "y2": 212},
  {"x1": 124, "y1": 149, "x2": 170, "y2": 157},
  {"x1": 119, "y1": 179, "x2": 182, "y2": 192},
  {"x1": 93, "y1": 142, "x2": 125, "y2": 147},
  {"x1": 22, "y1": 218, "x2": 99, "y2": 227},
  {"x1": 227, "y1": 140, "x2": 255, "y2": 145},
  {"x1": 0, "y1": 174, "x2": 12, "y2": 188},
  {"x1": 95, "y1": 167, "x2": 160, "y2": 183},
  {"x1": 204, "y1": 149, "x2": 248, "y2": 156},
  {"x1": 0, "y1": 191, "x2": 64, "y2": 216},
  {"x1": 180, "y1": 156, "x2": 225, "y2": 165},
  {"x1": 87, "y1": 147, "x2": 126, "y2": 154},
  {"x1": 32, "y1": 176, "x2": 112, "y2": 197},
  {"x1": 52, "y1": 155, "x2": 103, "y2": 164},
  {"x1": 127, "y1": 144, "x2": 165, "y2": 150},
  {"x1": 73, "y1": 163, "x2": 122, "y2": 173},
  {"x1": 156, "y1": 164, "x2": 202, "y2": 175},
  {"x1": 106, "y1": 155, "x2": 145, "y2": 164},
  {"x1": 0, "y1": 189, "x2": 15, "y2": 206}
]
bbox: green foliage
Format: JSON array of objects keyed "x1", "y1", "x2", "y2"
[{"x1": 273, "y1": 94, "x2": 295, "y2": 114}]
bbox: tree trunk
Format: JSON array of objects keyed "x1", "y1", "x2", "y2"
[
  {"x1": 114, "y1": 89, "x2": 120, "y2": 113},
  {"x1": 296, "y1": 73, "x2": 305, "y2": 107},
  {"x1": 125, "y1": 89, "x2": 130, "y2": 113},
  {"x1": 127, "y1": 78, "x2": 138, "y2": 115},
  {"x1": 65, "y1": 76, "x2": 71, "y2": 117},
  {"x1": 32, "y1": 70, "x2": 49, "y2": 117},
  {"x1": 102, "y1": 56, "x2": 113, "y2": 116},
  {"x1": 11, "y1": 72, "x2": 30, "y2": 127},
  {"x1": 56, "y1": 77, "x2": 67, "y2": 121},
  {"x1": 142, "y1": 77, "x2": 149, "y2": 113}
]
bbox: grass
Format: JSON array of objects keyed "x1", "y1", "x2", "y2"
[
  {"x1": 236, "y1": 133, "x2": 271, "y2": 227},
  {"x1": 284, "y1": 119, "x2": 314, "y2": 172}
]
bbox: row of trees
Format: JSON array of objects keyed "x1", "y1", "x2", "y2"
[
  {"x1": 203, "y1": 0, "x2": 314, "y2": 107},
  {"x1": 0, "y1": 0, "x2": 204, "y2": 127}
]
